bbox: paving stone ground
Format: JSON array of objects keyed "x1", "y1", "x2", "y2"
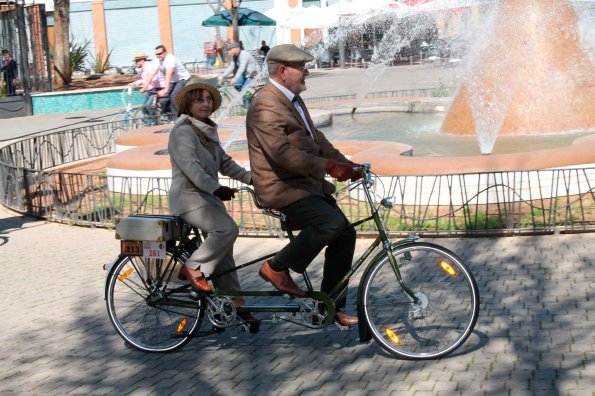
[
  {"x1": 0, "y1": 205, "x2": 593, "y2": 395},
  {"x1": 1, "y1": 63, "x2": 593, "y2": 395}
]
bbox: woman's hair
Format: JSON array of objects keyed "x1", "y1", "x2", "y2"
[{"x1": 177, "y1": 88, "x2": 214, "y2": 117}]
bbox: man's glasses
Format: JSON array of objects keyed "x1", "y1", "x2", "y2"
[
  {"x1": 155, "y1": 51, "x2": 165, "y2": 56},
  {"x1": 192, "y1": 97, "x2": 214, "y2": 104},
  {"x1": 283, "y1": 63, "x2": 308, "y2": 72}
]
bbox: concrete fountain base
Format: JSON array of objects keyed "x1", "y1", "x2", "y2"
[{"x1": 106, "y1": 102, "x2": 595, "y2": 195}]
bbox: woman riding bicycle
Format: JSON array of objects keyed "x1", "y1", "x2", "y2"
[
  {"x1": 168, "y1": 78, "x2": 258, "y2": 324},
  {"x1": 129, "y1": 51, "x2": 167, "y2": 123}
]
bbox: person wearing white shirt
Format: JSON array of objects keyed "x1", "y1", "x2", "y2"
[{"x1": 141, "y1": 44, "x2": 190, "y2": 117}]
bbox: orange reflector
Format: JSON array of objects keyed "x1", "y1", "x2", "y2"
[
  {"x1": 177, "y1": 317, "x2": 188, "y2": 334},
  {"x1": 384, "y1": 326, "x2": 401, "y2": 345},
  {"x1": 439, "y1": 260, "x2": 457, "y2": 277},
  {"x1": 118, "y1": 268, "x2": 134, "y2": 282}
]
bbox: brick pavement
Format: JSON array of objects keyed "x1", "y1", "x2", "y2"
[
  {"x1": 1, "y1": 62, "x2": 593, "y2": 395},
  {"x1": 0, "y1": 204, "x2": 593, "y2": 395}
]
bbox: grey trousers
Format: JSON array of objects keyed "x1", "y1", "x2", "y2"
[{"x1": 181, "y1": 204, "x2": 241, "y2": 292}]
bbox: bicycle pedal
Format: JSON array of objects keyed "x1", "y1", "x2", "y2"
[
  {"x1": 241, "y1": 322, "x2": 260, "y2": 334},
  {"x1": 334, "y1": 323, "x2": 351, "y2": 331},
  {"x1": 212, "y1": 326, "x2": 225, "y2": 334}
]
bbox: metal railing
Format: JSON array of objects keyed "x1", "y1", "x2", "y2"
[
  {"x1": 212, "y1": 86, "x2": 455, "y2": 119},
  {"x1": 0, "y1": 100, "x2": 593, "y2": 236}
]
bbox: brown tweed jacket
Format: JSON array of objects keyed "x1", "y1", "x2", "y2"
[{"x1": 246, "y1": 81, "x2": 349, "y2": 209}]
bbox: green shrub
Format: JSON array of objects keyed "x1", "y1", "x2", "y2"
[
  {"x1": 89, "y1": 47, "x2": 113, "y2": 73},
  {"x1": 70, "y1": 40, "x2": 90, "y2": 72}
]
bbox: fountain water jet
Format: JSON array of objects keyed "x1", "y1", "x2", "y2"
[{"x1": 441, "y1": 0, "x2": 595, "y2": 154}]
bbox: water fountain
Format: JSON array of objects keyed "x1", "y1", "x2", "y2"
[
  {"x1": 441, "y1": 0, "x2": 595, "y2": 154},
  {"x1": 106, "y1": 0, "x2": 595, "y2": 194}
]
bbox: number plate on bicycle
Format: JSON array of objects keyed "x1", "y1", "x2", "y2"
[
  {"x1": 120, "y1": 240, "x2": 166, "y2": 258},
  {"x1": 143, "y1": 241, "x2": 166, "y2": 259},
  {"x1": 121, "y1": 241, "x2": 142, "y2": 256}
]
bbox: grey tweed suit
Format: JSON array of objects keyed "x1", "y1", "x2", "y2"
[{"x1": 169, "y1": 115, "x2": 251, "y2": 291}]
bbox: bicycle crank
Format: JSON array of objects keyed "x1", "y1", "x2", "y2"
[
  {"x1": 206, "y1": 296, "x2": 236, "y2": 328},
  {"x1": 298, "y1": 298, "x2": 327, "y2": 328}
]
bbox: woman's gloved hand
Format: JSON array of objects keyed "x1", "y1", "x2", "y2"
[{"x1": 213, "y1": 186, "x2": 236, "y2": 201}]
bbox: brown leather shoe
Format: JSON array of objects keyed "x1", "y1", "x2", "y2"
[
  {"x1": 259, "y1": 260, "x2": 306, "y2": 297},
  {"x1": 179, "y1": 265, "x2": 212, "y2": 292},
  {"x1": 334, "y1": 311, "x2": 358, "y2": 326}
]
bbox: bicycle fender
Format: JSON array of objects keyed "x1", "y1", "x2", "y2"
[
  {"x1": 104, "y1": 255, "x2": 122, "y2": 300},
  {"x1": 357, "y1": 303, "x2": 372, "y2": 342}
]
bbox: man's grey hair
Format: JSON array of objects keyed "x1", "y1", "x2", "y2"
[{"x1": 267, "y1": 62, "x2": 281, "y2": 76}]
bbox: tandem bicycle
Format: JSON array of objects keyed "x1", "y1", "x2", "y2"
[{"x1": 104, "y1": 164, "x2": 480, "y2": 359}]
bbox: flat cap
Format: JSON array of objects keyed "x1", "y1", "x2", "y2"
[
  {"x1": 267, "y1": 44, "x2": 314, "y2": 63},
  {"x1": 228, "y1": 42, "x2": 240, "y2": 49}
]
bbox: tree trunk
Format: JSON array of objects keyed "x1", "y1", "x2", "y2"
[{"x1": 53, "y1": 0, "x2": 71, "y2": 89}]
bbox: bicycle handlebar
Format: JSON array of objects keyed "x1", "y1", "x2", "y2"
[{"x1": 237, "y1": 162, "x2": 373, "y2": 210}]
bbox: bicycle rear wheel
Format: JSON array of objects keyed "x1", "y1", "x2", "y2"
[
  {"x1": 361, "y1": 242, "x2": 479, "y2": 359},
  {"x1": 106, "y1": 251, "x2": 205, "y2": 352}
]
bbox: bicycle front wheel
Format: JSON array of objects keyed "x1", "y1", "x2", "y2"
[
  {"x1": 109, "y1": 112, "x2": 128, "y2": 133},
  {"x1": 361, "y1": 242, "x2": 479, "y2": 359},
  {"x1": 106, "y1": 251, "x2": 205, "y2": 352}
]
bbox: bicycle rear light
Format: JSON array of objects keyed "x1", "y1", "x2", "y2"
[
  {"x1": 384, "y1": 326, "x2": 401, "y2": 345},
  {"x1": 118, "y1": 268, "x2": 134, "y2": 282},
  {"x1": 177, "y1": 317, "x2": 188, "y2": 334},
  {"x1": 439, "y1": 260, "x2": 457, "y2": 277}
]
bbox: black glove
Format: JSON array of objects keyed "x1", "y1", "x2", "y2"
[{"x1": 213, "y1": 186, "x2": 236, "y2": 201}]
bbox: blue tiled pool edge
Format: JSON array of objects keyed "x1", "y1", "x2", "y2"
[{"x1": 32, "y1": 87, "x2": 146, "y2": 114}]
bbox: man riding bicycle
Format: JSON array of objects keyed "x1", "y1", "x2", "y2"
[
  {"x1": 246, "y1": 44, "x2": 361, "y2": 327},
  {"x1": 218, "y1": 42, "x2": 260, "y2": 92},
  {"x1": 141, "y1": 44, "x2": 190, "y2": 118}
]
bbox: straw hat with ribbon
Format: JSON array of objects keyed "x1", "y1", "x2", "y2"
[
  {"x1": 175, "y1": 78, "x2": 222, "y2": 112},
  {"x1": 133, "y1": 51, "x2": 150, "y2": 61}
]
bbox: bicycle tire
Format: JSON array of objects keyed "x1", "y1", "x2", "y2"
[
  {"x1": 131, "y1": 105, "x2": 160, "y2": 127},
  {"x1": 109, "y1": 112, "x2": 129, "y2": 132},
  {"x1": 106, "y1": 250, "x2": 205, "y2": 353},
  {"x1": 360, "y1": 242, "x2": 479, "y2": 360}
]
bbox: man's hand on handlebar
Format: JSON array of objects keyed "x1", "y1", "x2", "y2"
[
  {"x1": 350, "y1": 162, "x2": 363, "y2": 181},
  {"x1": 326, "y1": 159, "x2": 360, "y2": 182}
]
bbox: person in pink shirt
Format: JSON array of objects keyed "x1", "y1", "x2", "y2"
[{"x1": 130, "y1": 51, "x2": 167, "y2": 124}]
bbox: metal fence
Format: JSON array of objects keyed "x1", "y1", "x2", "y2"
[
  {"x1": 215, "y1": 86, "x2": 455, "y2": 119},
  {"x1": 1, "y1": 118, "x2": 593, "y2": 236}
]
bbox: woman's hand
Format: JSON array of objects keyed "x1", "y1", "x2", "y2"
[{"x1": 213, "y1": 186, "x2": 236, "y2": 201}]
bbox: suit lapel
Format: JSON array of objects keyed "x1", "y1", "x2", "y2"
[{"x1": 265, "y1": 83, "x2": 315, "y2": 138}]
